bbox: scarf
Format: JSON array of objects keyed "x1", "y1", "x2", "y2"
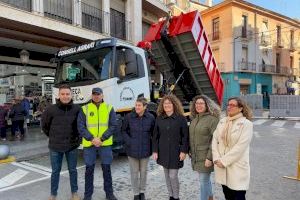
[{"x1": 221, "y1": 113, "x2": 243, "y2": 146}]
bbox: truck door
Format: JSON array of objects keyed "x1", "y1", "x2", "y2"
[{"x1": 112, "y1": 46, "x2": 150, "y2": 111}]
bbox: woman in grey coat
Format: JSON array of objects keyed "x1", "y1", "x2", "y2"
[{"x1": 189, "y1": 95, "x2": 220, "y2": 200}]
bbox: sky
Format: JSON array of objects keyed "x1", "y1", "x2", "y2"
[{"x1": 208, "y1": 0, "x2": 300, "y2": 19}]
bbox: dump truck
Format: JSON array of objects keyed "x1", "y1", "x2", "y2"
[{"x1": 52, "y1": 10, "x2": 224, "y2": 152}]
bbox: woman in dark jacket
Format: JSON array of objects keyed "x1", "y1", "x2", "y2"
[
  {"x1": 122, "y1": 97, "x2": 155, "y2": 200},
  {"x1": 9, "y1": 98, "x2": 27, "y2": 140},
  {"x1": 189, "y1": 95, "x2": 220, "y2": 200},
  {"x1": 152, "y1": 95, "x2": 189, "y2": 200}
]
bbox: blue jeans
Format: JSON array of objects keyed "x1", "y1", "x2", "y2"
[
  {"x1": 50, "y1": 148, "x2": 78, "y2": 196},
  {"x1": 199, "y1": 172, "x2": 213, "y2": 200},
  {"x1": 83, "y1": 146, "x2": 113, "y2": 199}
]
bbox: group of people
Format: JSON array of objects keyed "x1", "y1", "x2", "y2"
[
  {"x1": 0, "y1": 97, "x2": 29, "y2": 141},
  {"x1": 41, "y1": 84, "x2": 253, "y2": 200}
]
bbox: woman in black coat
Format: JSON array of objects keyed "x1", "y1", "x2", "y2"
[
  {"x1": 152, "y1": 95, "x2": 189, "y2": 200},
  {"x1": 122, "y1": 97, "x2": 155, "y2": 200}
]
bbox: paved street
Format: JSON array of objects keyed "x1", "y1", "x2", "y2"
[{"x1": 0, "y1": 119, "x2": 299, "y2": 200}]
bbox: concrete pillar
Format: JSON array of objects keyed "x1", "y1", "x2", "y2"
[
  {"x1": 103, "y1": 0, "x2": 110, "y2": 35},
  {"x1": 32, "y1": 0, "x2": 43, "y2": 15},
  {"x1": 73, "y1": 0, "x2": 82, "y2": 26},
  {"x1": 127, "y1": 0, "x2": 142, "y2": 44}
]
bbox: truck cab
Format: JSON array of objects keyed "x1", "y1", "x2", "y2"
[{"x1": 53, "y1": 38, "x2": 152, "y2": 112}]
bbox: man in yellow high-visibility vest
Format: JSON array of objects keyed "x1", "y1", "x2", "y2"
[{"x1": 77, "y1": 87, "x2": 117, "y2": 200}]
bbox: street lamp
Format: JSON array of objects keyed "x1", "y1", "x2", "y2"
[{"x1": 19, "y1": 49, "x2": 30, "y2": 66}]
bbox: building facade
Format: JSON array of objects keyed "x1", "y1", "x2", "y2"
[
  {"x1": 171, "y1": 0, "x2": 300, "y2": 106},
  {"x1": 0, "y1": 0, "x2": 169, "y2": 101}
]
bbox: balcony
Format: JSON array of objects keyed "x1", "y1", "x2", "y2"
[
  {"x1": 258, "y1": 64, "x2": 275, "y2": 73},
  {"x1": 208, "y1": 31, "x2": 221, "y2": 42},
  {"x1": 110, "y1": 10, "x2": 131, "y2": 41},
  {"x1": 289, "y1": 41, "x2": 299, "y2": 52},
  {"x1": 259, "y1": 34, "x2": 271, "y2": 47},
  {"x1": 240, "y1": 28, "x2": 253, "y2": 41},
  {"x1": 0, "y1": 0, "x2": 31, "y2": 12},
  {"x1": 44, "y1": 0, "x2": 72, "y2": 24},
  {"x1": 81, "y1": 2, "x2": 108, "y2": 34},
  {"x1": 237, "y1": 61, "x2": 256, "y2": 72},
  {"x1": 275, "y1": 66, "x2": 292, "y2": 76},
  {"x1": 274, "y1": 37, "x2": 285, "y2": 48}
]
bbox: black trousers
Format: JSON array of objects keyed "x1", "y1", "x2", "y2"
[
  {"x1": 222, "y1": 185, "x2": 246, "y2": 200},
  {"x1": 11, "y1": 120, "x2": 25, "y2": 136}
]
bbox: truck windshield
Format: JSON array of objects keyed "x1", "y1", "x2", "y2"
[{"x1": 55, "y1": 47, "x2": 113, "y2": 83}]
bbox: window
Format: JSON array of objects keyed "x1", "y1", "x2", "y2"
[
  {"x1": 290, "y1": 56, "x2": 294, "y2": 68},
  {"x1": 276, "y1": 26, "x2": 281, "y2": 45},
  {"x1": 242, "y1": 15, "x2": 247, "y2": 38},
  {"x1": 240, "y1": 84, "x2": 249, "y2": 95},
  {"x1": 110, "y1": 9, "x2": 126, "y2": 40},
  {"x1": 242, "y1": 47, "x2": 248, "y2": 63},
  {"x1": 212, "y1": 17, "x2": 220, "y2": 40},
  {"x1": 290, "y1": 30, "x2": 294, "y2": 49},
  {"x1": 276, "y1": 53, "x2": 280, "y2": 73},
  {"x1": 56, "y1": 48, "x2": 113, "y2": 84},
  {"x1": 116, "y1": 47, "x2": 140, "y2": 81}
]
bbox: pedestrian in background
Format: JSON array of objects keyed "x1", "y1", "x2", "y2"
[
  {"x1": 42, "y1": 84, "x2": 81, "y2": 200},
  {"x1": 0, "y1": 105, "x2": 8, "y2": 141},
  {"x1": 212, "y1": 97, "x2": 253, "y2": 200},
  {"x1": 9, "y1": 97, "x2": 27, "y2": 140},
  {"x1": 152, "y1": 95, "x2": 189, "y2": 200},
  {"x1": 122, "y1": 97, "x2": 155, "y2": 200},
  {"x1": 77, "y1": 87, "x2": 118, "y2": 200},
  {"x1": 189, "y1": 95, "x2": 220, "y2": 200}
]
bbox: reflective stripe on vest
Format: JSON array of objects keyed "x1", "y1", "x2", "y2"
[{"x1": 81, "y1": 102, "x2": 113, "y2": 147}]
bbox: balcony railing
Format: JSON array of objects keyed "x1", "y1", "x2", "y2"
[
  {"x1": 275, "y1": 66, "x2": 292, "y2": 76},
  {"x1": 258, "y1": 64, "x2": 275, "y2": 73},
  {"x1": 289, "y1": 41, "x2": 299, "y2": 52},
  {"x1": 240, "y1": 29, "x2": 253, "y2": 41},
  {"x1": 44, "y1": 0, "x2": 72, "y2": 24},
  {"x1": 208, "y1": 31, "x2": 221, "y2": 41},
  {"x1": 274, "y1": 37, "x2": 285, "y2": 48},
  {"x1": 0, "y1": 0, "x2": 31, "y2": 12},
  {"x1": 260, "y1": 34, "x2": 271, "y2": 47},
  {"x1": 81, "y1": 2, "x2": 109, "y2": 34},
  {"x1": 110, "y1": 10, "x2": 131, "y2": 41},
  {"x1": 237, "y1": 61, "x2": 256, "y2": 72}
]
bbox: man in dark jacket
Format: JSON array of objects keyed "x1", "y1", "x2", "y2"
[
  {"x1": 42, "y1": 84, "x2": 81, "y2": 200},
  {"x1": 122, "y1": 97, "x2": 155, "y2": 200},
  {"x1": 9, "y1": 97, "x2": 27, "y2": 140}
]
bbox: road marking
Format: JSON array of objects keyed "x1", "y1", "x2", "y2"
[
  {"x1": 0, "y1": 176, "x2": 50, "y2": 192},
  {"x1": 11, "y1": 162, "x2": 51, "y2": 176},
  {"x1": 0, "y1": 169, "x2": 28, "y2": 188},
  {"x1": 271, "y1": 121, "x2": 286, "y2": 127},
  {"x1": 254, "y1": 131, "x2": 261, "y2": 138},
  {"x1": 294, "y1": 122, "x2": 300, "y2": 129},
  {"x1": 253, "y1": 119, "x2": 267, "y2": 125},
  {"x1": 20, "y1": 161, "x2": 52, "y2": 173}
]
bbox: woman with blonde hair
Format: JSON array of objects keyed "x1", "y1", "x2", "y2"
[
  {"x1": 189, "y1": 95, "x2": 220, "y2": 200},
  {"x1": 152, "y1": 95, "x2": 189, "y2": 200},
  {"x1": 212, "y1": 97, "x2": 253, "y2": 200}
]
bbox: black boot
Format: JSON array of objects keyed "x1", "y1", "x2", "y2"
[
  {"x1": 139, "y1": 193, "x2": 145, "y2": 200},
  {"x1": 133, "y1": 195, "x2": 140, "y2": 200}
]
